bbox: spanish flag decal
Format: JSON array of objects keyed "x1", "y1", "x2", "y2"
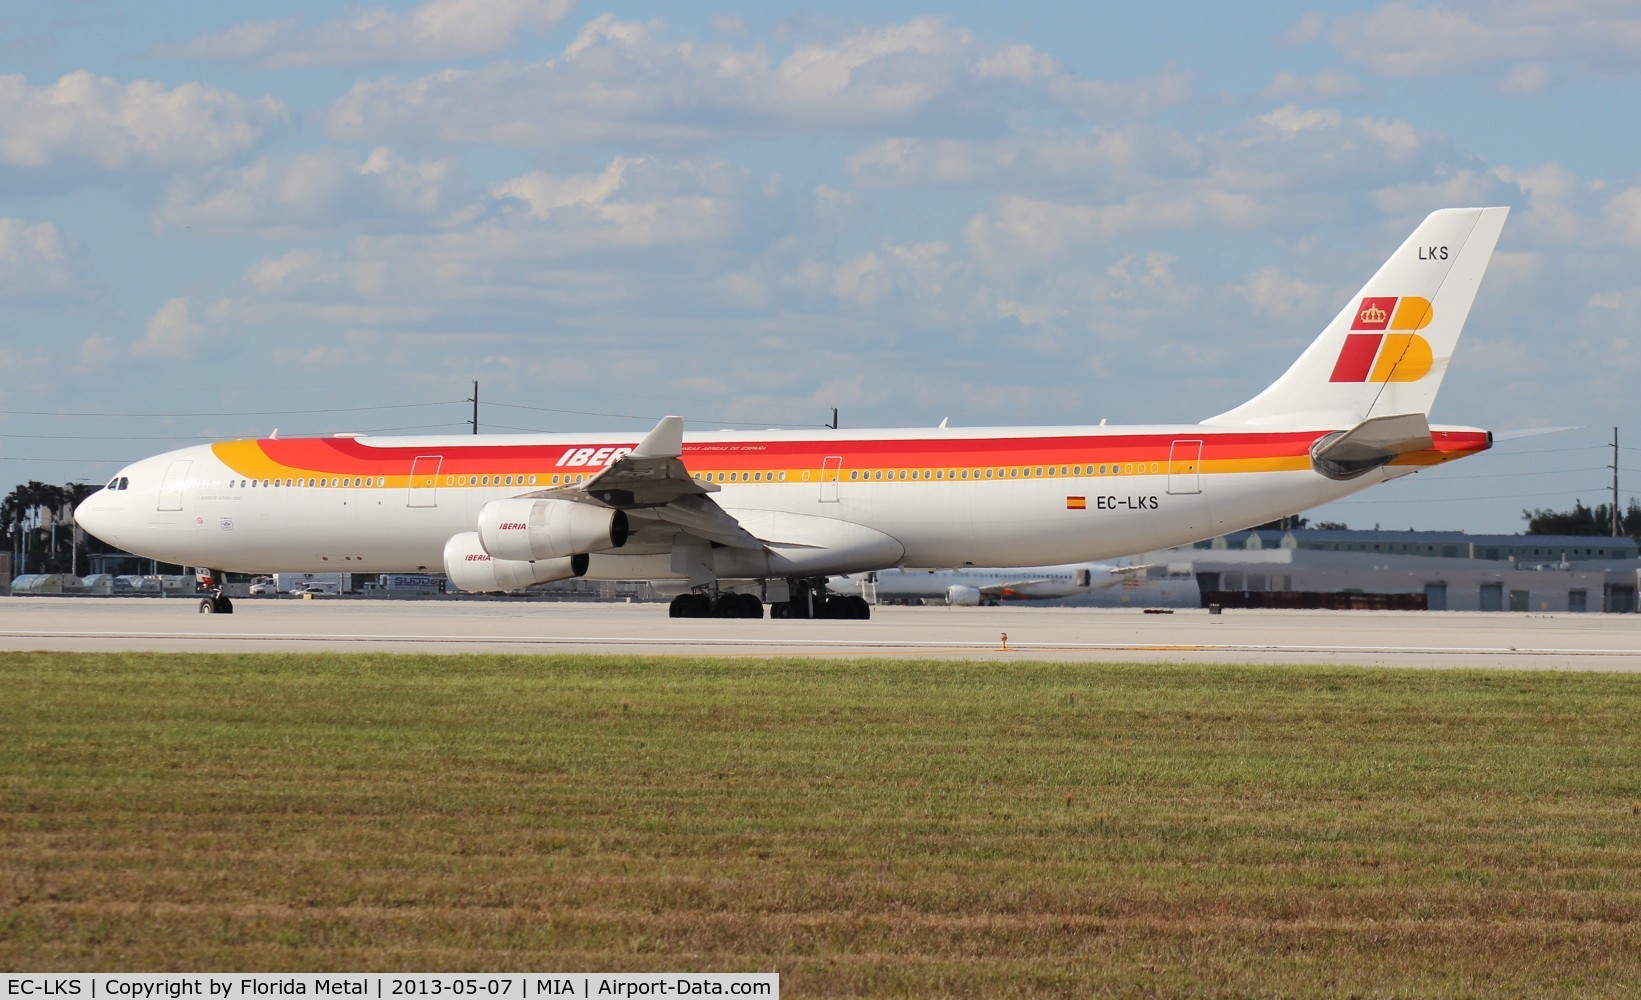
[{"x1": 1066, "y1": 496, "x2": 1087, "y2": 510}]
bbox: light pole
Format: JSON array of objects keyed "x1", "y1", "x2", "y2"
[{"x1": 67, "y1": 480, "x2": 88, "y2": 578}]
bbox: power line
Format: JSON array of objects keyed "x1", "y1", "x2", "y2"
[
  {"x1": 0, "y1": 400, "x2": 464, "y2": 419},
  {"x1": 1335, "y1": 487, "x2": 1612, "y2": 505},
  {"x1": 1435, "y1": 465, "x2": 1611, "y2": 481},
  {"x1": 0, "y1": 456, "x2": 128, "y2": 464},
  {"x1": 486, "y1": 400, "x2": 828, "y2": 428},
  {"x1": 1488, "y1": 444, "x2": 1608, "y2": 455}
]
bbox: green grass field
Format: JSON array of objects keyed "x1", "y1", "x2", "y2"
[{"x1": 4, "y1": 652, "x2": 1641, "y2": 995}]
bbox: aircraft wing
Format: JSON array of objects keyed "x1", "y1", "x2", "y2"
[
  {"x1": 989, "y1": 563, "x2": 1153, "y2": 598},
  {"x1": 981, "y1": 577, "x2": 1058, "y2": 598},
  {"x1": 524, "y1": 415, "x2": 764, "y2": 550}
]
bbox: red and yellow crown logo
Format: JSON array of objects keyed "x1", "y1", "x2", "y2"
[{"x1": 1330, "y1": 295, "x2": 1434, "y2": 382}]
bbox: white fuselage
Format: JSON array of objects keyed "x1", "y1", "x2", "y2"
[{"x1": 74, "y1": 422, "x2": 1487, "y2": 581}]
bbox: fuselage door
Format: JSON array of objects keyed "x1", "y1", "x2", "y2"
[
  {"x1": 408, "y1": 455, "x2": 442, "y2": 508},
  {"x1": 1167, "y1": 439, "x2": 1203, "y2": 495},
  {"x1": 157, "y1": 460, "x2": 192, "y2": 512},
  {"x1": 820, "y1": 456, "x2": 842, "y2": 502}
]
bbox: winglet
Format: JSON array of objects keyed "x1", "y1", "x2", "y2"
[{"x1": 633, "y1": 415, "x2": 684, "y2": 458}]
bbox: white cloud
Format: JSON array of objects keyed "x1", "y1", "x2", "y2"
[
  {"x1": 1370, "y1": 170, "x2": 1504, "y2": 216},
  {"x1": 489, "y1": 157, "x2": 634, "y2": 220},
  {"x1": 1234, "y1": 266, "x2": 1328, "y2": 318},
  {"x1": 76, "y1": 335, "x2": 120, "y2": 370},
  {"x1": 1603, "y1": 186, "x2": 1641, "y2": 245},
  {"x1": 243, "y1": 250, "x2": 328, "y2": 295},
  {"x1": 1260, "y1": 70, "x2": 1365, "y2": 103},
  {"x1": 159, "y1": 0, "x2": 575, "y2": 68},
  {"x1": 0, "y1": 218, "x2": 75, "y2": 298},
  {"x1": 0, "y1": 72, "x2": 285, "y2": 182},
  {"x1": 1320, "y1": 1, "x2": 1641, "y2": 82},
  {"x1": 158, "y1": 148, "x2": 462, "y2": 234},
  {"x1": 329, "y1": 15, "x2": 1191, "y2": 146},
  {"x1": 131, "y1": 297, "x2": 211, "y2": 360},
  {"x1": 847, "y1": 137, "x2": 1020, "y2": 186},
  {"x1": 1274, "y1": 11, "x2": 1326, "y2": 47},
  {"x1": 488, "y1": 156, "x2": 747, "y2": 249},
  {"x1": 791, "y1": 241, "x2": 960, "y2": 309},
  {"x1": 1496, "y1": 62, "x2": 1553, "y2": 96},
  {"x1": 964, "y1": 192, "x2": 1262, "y2": 266}
]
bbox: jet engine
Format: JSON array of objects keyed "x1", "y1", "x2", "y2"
[
  {"x1": 477, "y1": 498, "x2": 629, "y2": 562},
  {"x1": 946, "y1": 584, "x2": 982, "y2": 607},
  {"x1": 443, "y1": 531, "x2": 589, "y2": 593}
]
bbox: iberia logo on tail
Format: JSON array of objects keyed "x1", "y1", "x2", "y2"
[{"x1": 1329, "y1": 296, "x2": 1434, "y2": 382}]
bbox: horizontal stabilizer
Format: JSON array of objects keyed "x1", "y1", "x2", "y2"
[{"x1": 1310, "y1": 413, "x2": 1432, "y2": 481}]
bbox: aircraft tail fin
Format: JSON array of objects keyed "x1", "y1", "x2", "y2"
[{"x1": 1203, "y1": 207, "x2": 1508, "y2": 428}]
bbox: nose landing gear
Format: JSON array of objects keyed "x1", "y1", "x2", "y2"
[{"x1": 197, "y1": 569, "x2": 233, "y2": 614}]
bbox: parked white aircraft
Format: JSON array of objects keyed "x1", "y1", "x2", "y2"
[
  {"x1": 830, "y1": 563, "x2": 1150, "y2": 606},
  {"x1": 75, "y1": 207, "x2": 1508, "y2": 620}
]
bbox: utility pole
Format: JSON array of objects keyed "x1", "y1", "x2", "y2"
[
  {"x1": 470, "y1": 380, "x2": 479, "y2": 435},
  {"x1": 1612, "y1": 426, "x2": 1621, "y2": 537}
]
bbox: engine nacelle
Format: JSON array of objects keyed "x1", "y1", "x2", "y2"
[
  {"x1": 946, "y1": 584, "x2": 982, "y2": 607},
  {"x1": 477, "y1": 498, "x2": 628, "y2": 562},
  {"x1": 443, "y1": 531, "x2": 588, "y2": 593}
]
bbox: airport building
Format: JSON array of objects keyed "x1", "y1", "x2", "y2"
[{"x1": 1147, "y1": 529, "x2": 1641, "y2": 613}]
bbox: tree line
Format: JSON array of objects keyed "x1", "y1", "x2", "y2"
[
  {"x1": 1522, "y1": 500, "x2": 1641, "y2": 542},
  {"x1": 4, "y1": 480, "x2": 106, "y2": 577}
]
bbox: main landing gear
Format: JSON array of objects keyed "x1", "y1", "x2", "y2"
[
  {"x1": 669, "y1": 592, "x2": 764, "y2": 618},
  {"x1": 197, "y1": 569, "x2": 233, "y2": 614},
  {"x1": 668, "y1": 580, "x2": 871, "y2": 620}
]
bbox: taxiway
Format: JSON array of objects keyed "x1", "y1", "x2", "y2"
[{"x1": 3, "y1": 597, "x2": 1639, "y2": 669}]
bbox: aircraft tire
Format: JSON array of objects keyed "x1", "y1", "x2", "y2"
[
  {"x1": 670, "y1": 594, "x2": 709, "y2": 618},
  {"x1": 737, "y1": 593, "x2": 764, "y2": 618},
  {"x1": 216, "y1": 596, "x2": 234, "y2": 614},
  {"x1": 198, "y1": 597, "x2": 216, "y2": 614}
]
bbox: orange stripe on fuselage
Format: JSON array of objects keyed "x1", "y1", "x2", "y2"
[{"x1": 210, "y1": 429, "x2": 1490, "y2": 484}]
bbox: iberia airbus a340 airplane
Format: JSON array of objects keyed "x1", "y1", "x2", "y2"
[{"x1": 76, "y1": 207, "x2": 1508, "y2": 620}]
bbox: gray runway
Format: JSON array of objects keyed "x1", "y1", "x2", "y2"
[{"x1": 3, "y1": 596, "x2": 1639, "y2": 669}]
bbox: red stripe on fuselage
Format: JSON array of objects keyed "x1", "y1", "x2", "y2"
[{"x1": 238, "y1": 428, "x2": 1486, "y2": 477}]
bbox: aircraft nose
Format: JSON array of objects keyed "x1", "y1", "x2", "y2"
[{"x1": 75, "y1": 491, "x2": 119, "y2": 545}]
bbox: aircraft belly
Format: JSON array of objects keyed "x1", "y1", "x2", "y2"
[{"x1": 185, "y1": 486, "x2": 464, "y2": 572}]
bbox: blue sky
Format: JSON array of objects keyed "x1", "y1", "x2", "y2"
[{"x1": 3, "y1": 0, "x2": 1639, "y2": 534}]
